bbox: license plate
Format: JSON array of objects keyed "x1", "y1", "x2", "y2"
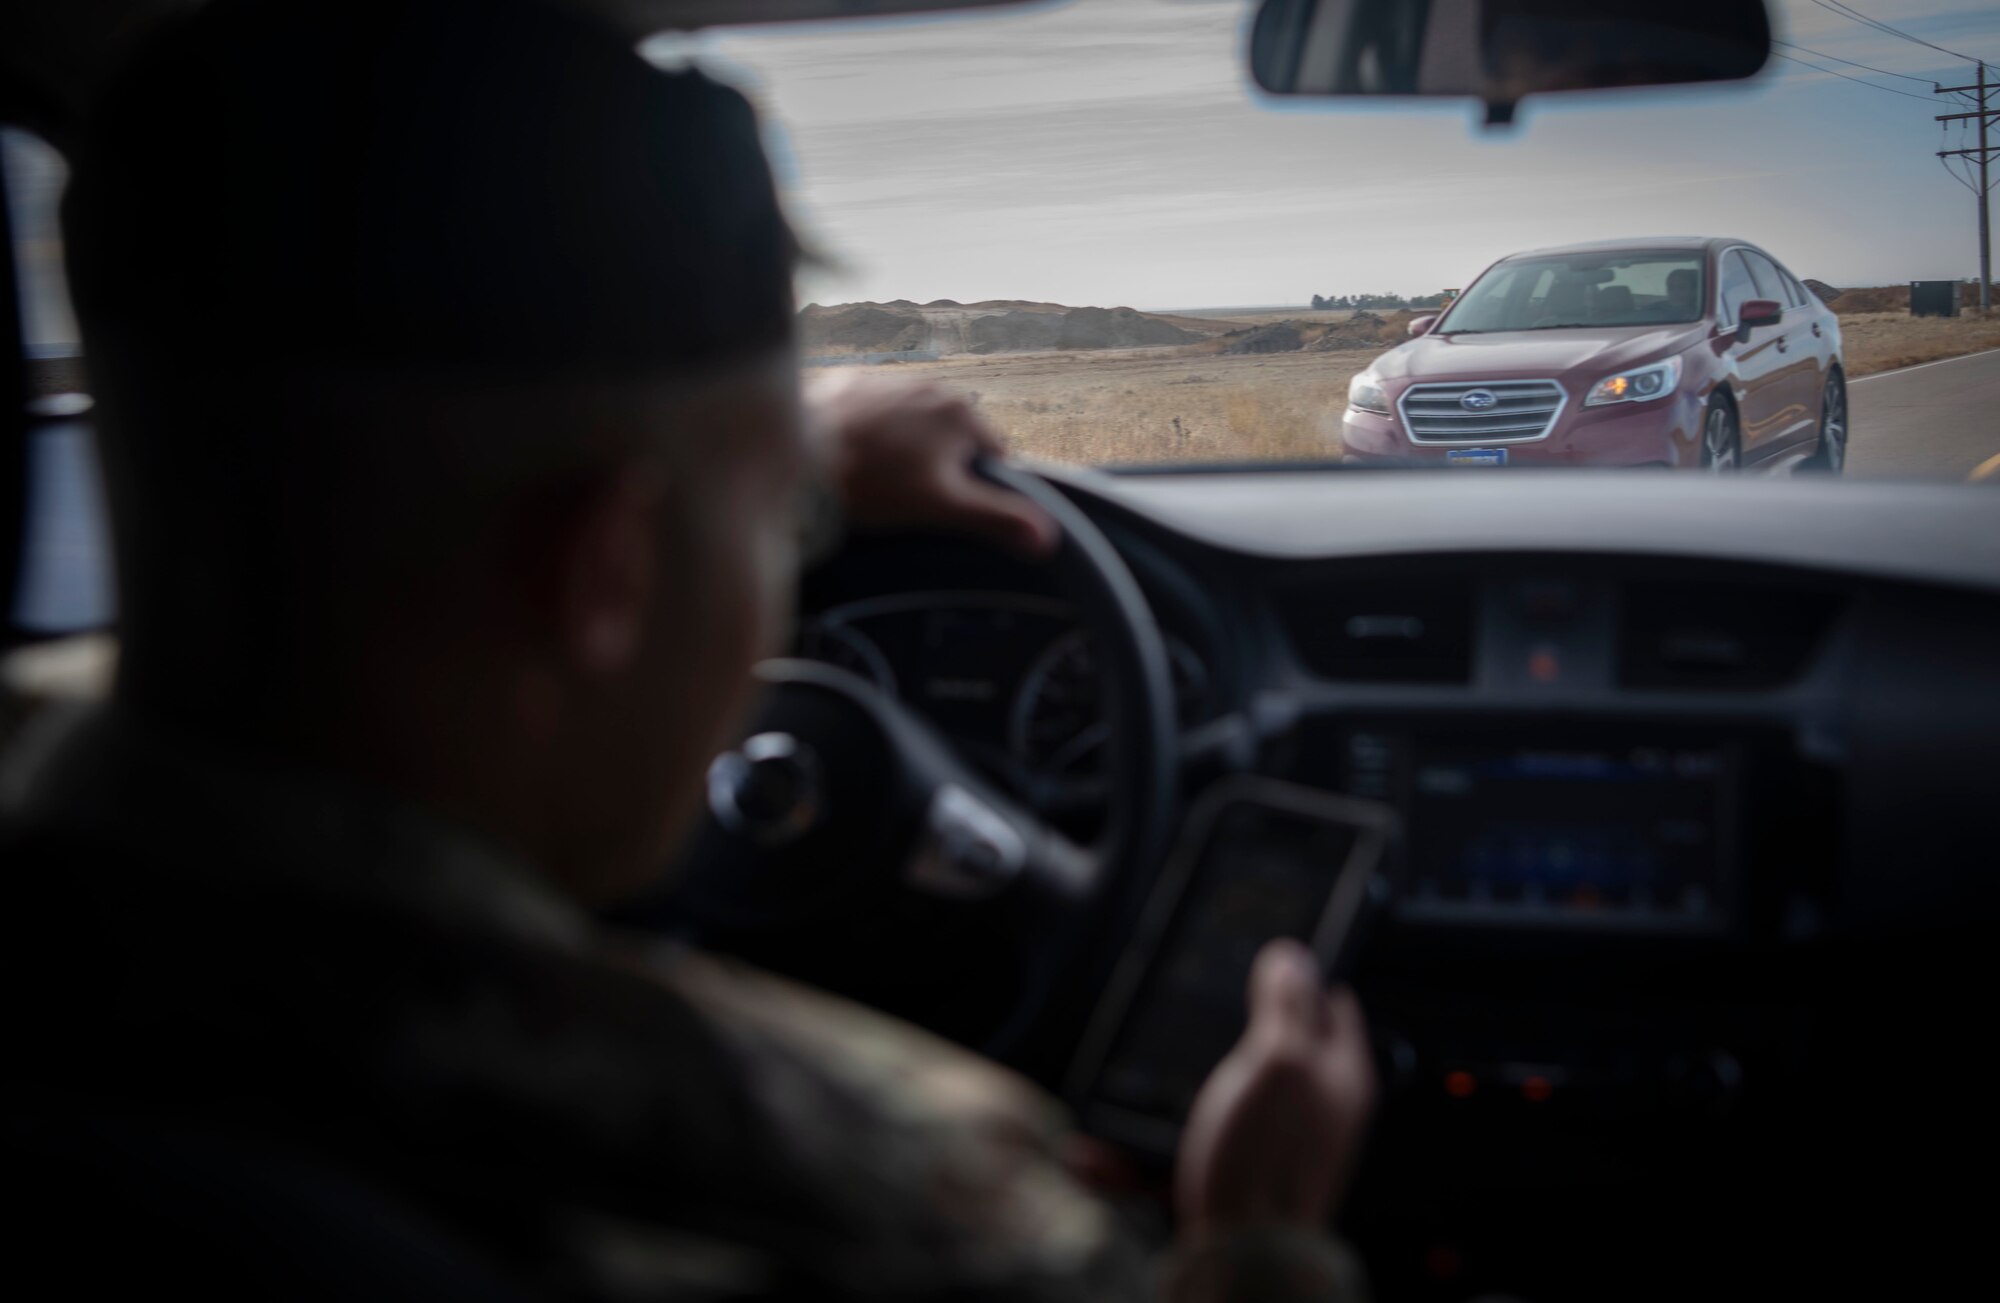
[{"x1": 1445, "y1": 448, "x2": 1509, "y2": 467}]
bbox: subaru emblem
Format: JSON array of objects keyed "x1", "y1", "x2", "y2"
[{"x1": 1461, "y1": 389, "x2": 1499, "y2": 411}]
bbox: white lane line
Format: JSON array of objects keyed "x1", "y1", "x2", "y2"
[{"x1": 1851, "y1": 347, "x2": 2000, "y2": 383}]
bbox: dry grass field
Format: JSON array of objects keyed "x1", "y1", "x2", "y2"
[
  {"x1": 1838, "y1": 311, "x2": 2000, "y2": 377},
  {"x1": 831, "y1": 347, "x2": 1372, "y2": 465},
  {"x1": 1176, "y1": 308, "x2": 1364, "y2": 327},
  {"x1": 806, "y1": 308, "x2": 1998, "y2": 467}
]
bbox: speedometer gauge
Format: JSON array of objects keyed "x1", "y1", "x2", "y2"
[
  {"x1": 1011, "y1": 631, "x2": 1104, "y2": 779},
  {"x1": 795, "y1": 618, "x2": 895, "y2": 693},
  {"x1": 1010, "y1": 632, "x2": 1209, "y2": 783}
]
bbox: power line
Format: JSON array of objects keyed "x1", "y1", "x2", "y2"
[
  {"x1": 1942, "y1": 119, "x2": 1980, "y2": 192},
  {"x1": 1805, "y1": 0, "x2": 1993, "y2": 65},
  {"x1": 1826, "y1": 0, "x2": 1995, "y2": 62},
  {"x1": 1789, "y1": 3, "x2": 1998, "y2": 304},
  {"x1": 1946, "y1": 116, "x2": 1999, "y2": 194},
  {"x1": 1771, "y1": 37, "x2": 1938, "y2": 84},
  {"x1": 1824, "y1": 0, "x2": 1976, "y2": 60},
  {"x1": 1769, "y1": 49, "x2": 1943, "y2": 102}
]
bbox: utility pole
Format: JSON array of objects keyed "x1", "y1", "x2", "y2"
[{"x1": 1936, "y1": 62, "x2": 1996, "y2": 312}]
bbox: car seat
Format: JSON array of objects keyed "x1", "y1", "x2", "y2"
[
  {"x1": 1593, "y1": 284, "x2": 1635, "y2": 321},
  {"x1": 1538, "y1": 278, "x2": 1588, "y2": 325}
]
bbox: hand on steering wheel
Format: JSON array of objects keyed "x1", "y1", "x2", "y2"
[{"x1": 805, "y1": 372, "x2": 1060, "y2": 557}]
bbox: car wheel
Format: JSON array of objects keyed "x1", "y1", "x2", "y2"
[
  {"x1": 1701, "y1": 396, "x2": 1739, "y2": 473},
  {"x1": 1803, "y1": 371, "x2": 1847, "y2": 475}
]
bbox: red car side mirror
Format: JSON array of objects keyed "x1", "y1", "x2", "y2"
[
  {"x1": 1738, "y1": 298, "x2": 1783, "y2": 331},
  {"x1": 1408, "y1": 314, "x2": 1439, "y2": 338}
]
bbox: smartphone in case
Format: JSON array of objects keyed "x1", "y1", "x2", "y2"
[{"x1": 1066, "y1": 776, "x2": 1397, "y2": 1159}]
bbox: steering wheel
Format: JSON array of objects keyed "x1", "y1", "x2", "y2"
[{"x1": 654, "y1": 464, "x2": 1180, "y2": 1073}]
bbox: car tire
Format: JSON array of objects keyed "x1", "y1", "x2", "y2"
[
  {"x1": 1801, "y1": 370, "x2": 1847, "y2": 475},
  {"x1": 1701, "y1": 394, "x2": 1740, "y2": 473}
]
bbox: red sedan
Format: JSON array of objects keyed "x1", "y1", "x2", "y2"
[{"x1": 1341, "y1": 237, "x2": 1847, "y2": 473}]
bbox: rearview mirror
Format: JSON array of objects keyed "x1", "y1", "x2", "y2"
[
  {"x1": 630, "y1": 0, "x2": 1032, "y2": 27},
  {"x1": 1408, "y1": 314, "x2": 1439, "y2": 338},
  {"x1": 1250, "y1": 0, "x2": 1772, "y2": 126}
]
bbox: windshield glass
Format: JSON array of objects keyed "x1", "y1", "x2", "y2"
[
  {"x1": 696, "y1": 0, "x2": 2000, "y2": 480},
  {"x1": 1440, "y1": 254, "x2": 1709, "y2": 333}
]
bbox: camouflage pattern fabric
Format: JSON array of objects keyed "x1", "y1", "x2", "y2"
[{"x1": 2, "y1": 708, "x2": 1362, "y2": 1301}]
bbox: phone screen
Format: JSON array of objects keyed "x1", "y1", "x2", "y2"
[{"x1": 1069, "y1": 779, "x2": 1395, "y2": 1155}]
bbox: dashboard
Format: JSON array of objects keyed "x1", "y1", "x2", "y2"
[
  {"x1": 796, "y1": 591, "x2": 1209, "y2": 809},
  {"x1": 802, "y1": 469, "x2": 2000, "y2": 941},
  {"x1": 791, "y1": 467, "x2": 2000, "y2": 1301}
]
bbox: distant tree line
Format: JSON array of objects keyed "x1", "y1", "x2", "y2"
[{"x1": 1310, "y1": 291, "x2": 1455, "y2": 310}]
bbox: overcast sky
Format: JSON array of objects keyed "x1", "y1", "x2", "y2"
[{"x1": 685, "y1": 0, "x2": 2000, "y2": 309}]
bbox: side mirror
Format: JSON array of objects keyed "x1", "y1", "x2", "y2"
[
  {"x1": 1250, "y1": 0, "x2": 1772, "y2": 127},
  {"x1": 1408, "y1": 314, "x2": 1440, "y2": 338},
  {"x1": 1738, "y1": 299, "x2": 1783, "y2": 334}
]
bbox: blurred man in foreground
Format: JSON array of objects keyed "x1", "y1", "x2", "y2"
[{"x1": 4, "y1": 1, "x2": 1375, "y2": 1297}]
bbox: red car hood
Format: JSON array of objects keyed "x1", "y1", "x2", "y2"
[{"x1": 1370, "y1": 324, "x2": 1710, "y2": 386}]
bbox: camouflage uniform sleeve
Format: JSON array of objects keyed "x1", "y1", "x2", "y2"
[
  {"x1": 1162, "y1": 1228, "x2": 1371, "y2": 1303},
  {"x1": 654, "y1": 950, "x2": 1369, "y2": 1303}
]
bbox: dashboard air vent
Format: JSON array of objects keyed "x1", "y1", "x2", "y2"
[
  {"x1": 1619, "y1": 582, "x2": 1841, "y2": 690},
  {"x1": 1278, "y1": 580, "x2": 1474, "y2": 683}
]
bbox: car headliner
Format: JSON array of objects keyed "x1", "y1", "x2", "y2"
[
  {"x1": 1497, "y1": 236, "x2": 1749, "y2": 262},
  {"x1": 0, "y1": 1, "x2": 1030, "y2": 139}
]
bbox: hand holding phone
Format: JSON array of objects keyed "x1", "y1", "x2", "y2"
[
  {"x1": 1176, "y1": 939, "x2": 1377, "y2": 1235},
  {"x1": 1066, "y1": 777, "x2": 1396, "y2": 1159}
]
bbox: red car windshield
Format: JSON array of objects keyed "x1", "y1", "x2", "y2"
[{"x1": 1440, "y1": 254, "x2": 1710, "y2": 334}]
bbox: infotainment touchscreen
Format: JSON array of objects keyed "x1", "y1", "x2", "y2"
[{"x1": 1346, "y1": 731, "x2": 1736, "y2": 932}]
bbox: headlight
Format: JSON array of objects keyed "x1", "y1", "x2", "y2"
[
  {"x1": 1348, "y1": 373, "x2": 1390, "y2": 414},
  {"x1": 1584, "y1": 355, "x2": 1682, "y2": 407}
]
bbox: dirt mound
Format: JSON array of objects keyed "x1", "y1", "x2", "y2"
[
  {"x1": 966, "y1": 310, "x2": 1066, "y2": 353},
  {"x1": 1800, "y1": 283, "x2": 1977, "y2": 316},
  {"x1": 1832, "y1": 285, "x2": 1910, "y2": 314},
  {"x1": 799, "y1": 302, "x2": 926, "y2": 353},
  {"x1": 1225, "y1": 323, "x2": 1304, "y2": 355},
  {"x1": 1309, "y1": 329, "x2": 1381, "y2": 351},
  {"x1": 1056, "y1": 306, "x2": 1202, "y2": 350},
  {"x1": 1311, "y1": 309, "x2": 1420, "y2": 350},
  {"x1": 803, "y1": 298, "x2": 1201, "y2": 358}
]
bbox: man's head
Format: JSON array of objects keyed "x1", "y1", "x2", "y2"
[
  {"x1": 66, "y1": 0, "x2": 805, "y2": 899},
  {"x1": 1667, "y1": 267, "x2": 1698, "y2": 312}
]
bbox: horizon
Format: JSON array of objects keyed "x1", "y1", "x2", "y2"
[{"x1": 802, "y1": 276, "x2": 1961, "y2": 317}]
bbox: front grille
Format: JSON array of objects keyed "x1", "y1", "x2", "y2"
[{"x1": 1398, "y1": 379, "x2": 1566, "y2": 444}]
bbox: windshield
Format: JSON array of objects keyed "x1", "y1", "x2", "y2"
[
  {"x1": 1439, "y1": 254, "x2": 1709, "y2": 333},
  {"x1": 702, "y1": 0, "x2": 2000, "y2": 480}
]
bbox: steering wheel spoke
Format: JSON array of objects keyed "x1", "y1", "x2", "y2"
[{"x1": 652, "y1": 464, "x2": 1180, "y2": 1072}]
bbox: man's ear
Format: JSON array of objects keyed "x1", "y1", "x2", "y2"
[{"x1": 556, "y1": 465, "x2": 666, "y2": 677}]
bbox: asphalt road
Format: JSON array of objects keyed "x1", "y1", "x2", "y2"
[{"x1": 1846, "y1": 347, "x2": 2000, "y2": 482}]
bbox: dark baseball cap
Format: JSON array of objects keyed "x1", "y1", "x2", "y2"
[{"x1": 66, "y1": 0, "x2": 799, "y2": 378}]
